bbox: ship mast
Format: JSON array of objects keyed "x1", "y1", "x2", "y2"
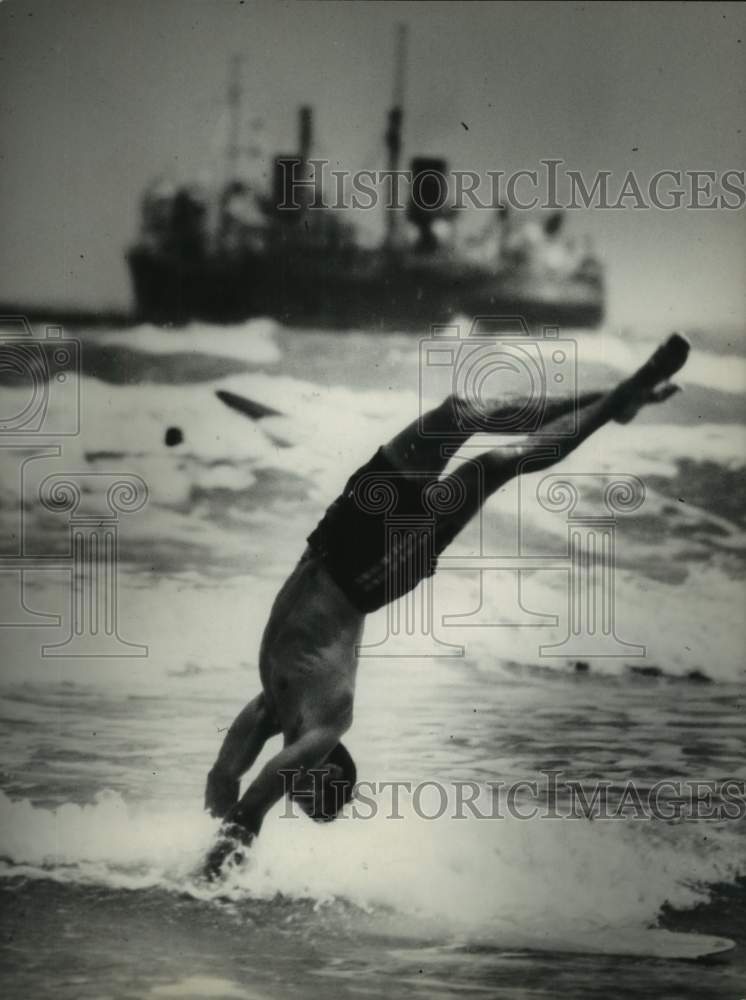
[
  {"x1": 298, "y1": 105, "x2": 313, "y2": 217},
  {"x1": 226, "y1": 54, "x2": 246, "y2": 180},
  {"x1": 384, "y1": 23, "x2": 408, "y2": 250}
]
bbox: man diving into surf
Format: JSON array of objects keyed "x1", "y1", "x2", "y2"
[{"x1": 203, "y1": 333, "x2": 690, "y2": 875}]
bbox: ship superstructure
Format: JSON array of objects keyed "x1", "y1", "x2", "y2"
[{"x1": 128, "y1": 30, "x2": 604, "y2": 329}]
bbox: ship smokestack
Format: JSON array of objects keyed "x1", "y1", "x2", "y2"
[{"x1": 409, "y1": 156, "x2": 450, "y2": 252}]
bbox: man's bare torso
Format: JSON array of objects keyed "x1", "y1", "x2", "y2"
[{"x1": 259, "y1": 550, "x2": 365, "y2": 739}]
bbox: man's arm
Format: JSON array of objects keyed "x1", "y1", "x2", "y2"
[{"x1": 205, "y1": 692, "x2": 280, "y2": 818}]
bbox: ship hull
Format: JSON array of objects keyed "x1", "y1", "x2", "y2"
[{"x1": 127, "y1": 247, "x2": 604, "y2": 331}]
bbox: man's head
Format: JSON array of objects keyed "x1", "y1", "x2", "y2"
[{"x1": 288, "y1": 742, "x2": 357, "y2": 822}]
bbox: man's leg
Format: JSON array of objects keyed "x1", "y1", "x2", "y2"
[
  {"x1": 383, "y1": 390, "x2": 605, "y2": 480},
  {"x1": 432, "y1": 334, "x2": 689, "y2": 546},
  {"x1": 205, "y1": 693, "x2": 280, "y2": 818},
  {"x1": 510, "y1": 333, "x2": 689, "y2": 476}
]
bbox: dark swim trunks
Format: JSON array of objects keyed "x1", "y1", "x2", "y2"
[{"x1": 307, "y1": 448, "x2": 463, "y2": 614}]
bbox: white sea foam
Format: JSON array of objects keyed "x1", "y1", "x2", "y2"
[
  {"x1": 0, "y1": 789, "x2": 741, "y2": 952},
  {"x1": 99, "y1": 318, "x2": 282, "y2": 366}
]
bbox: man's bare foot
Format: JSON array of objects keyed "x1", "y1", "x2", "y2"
[
  {"x1": 610, "y1": 333, "x2": 690, "y2": 424},
  {"x1": 204, "y1": 766, "x2": 240, "y2": 819}
]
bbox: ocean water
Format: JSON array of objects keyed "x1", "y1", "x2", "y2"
[{"x1": 0, "y1": 317, "x2": 744, "y2": 998}]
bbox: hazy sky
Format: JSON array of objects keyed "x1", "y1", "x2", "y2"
[{"x1": 1, "y1": 0, "x2": 744, "y2": 328}]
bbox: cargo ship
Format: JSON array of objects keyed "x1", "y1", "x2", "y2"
[{"x1": 127, "y1": 32, "x2": 604, "y2": 331}]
